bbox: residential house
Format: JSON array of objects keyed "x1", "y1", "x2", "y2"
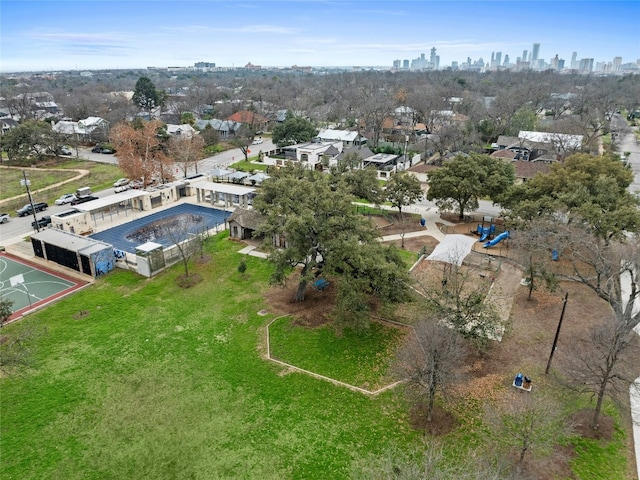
[
  {"x1": 316, "y1": 128, "x2": 367, "y2": 147},
  {"x1": 0, "y1": 117, "x2": 19, "y2": 135},
  {"x1": 195, "y1": 119, "x2": 241, "y2": 139},
  {"x1": 493, "y1": 130, "x2": 582, "y2": 162},
  {"x1": 278, "y1": 140, "x2": 343, "y2": 170},
  {"x1": 227, "y1": 111, "x2": 269, "y2": 133},
  {"x1": 53, "y1": 116, "x2": 109, "y2": 143},
  {"x1": 165, "y1": 123, "x2": 197, "y2": 137},
  {"x1": 362, "y1": 153, "x2": 399, "y2": 180}
]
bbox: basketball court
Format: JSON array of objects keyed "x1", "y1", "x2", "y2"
[{"x1": 0, "y1": 252, "x2": 88, "y2": 322}]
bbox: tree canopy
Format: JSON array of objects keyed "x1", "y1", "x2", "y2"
[
  {"x1": 502, "y1": 153, "x2": 640, "y2": 240},
  {"x1": 132, "y1": 76, "x2": 165, "y2": 113},
  {"x1": 0, "y1": 120, "x2": 62, "y2": 162},
  {"x1": 110, "y1": 120, "x2": 172, "y2": 186},
  {"x1": 426, "y1": 153, "x2": 515, "y2": 219},
  {"x1": 385, "y1": 172, "x2": 424, "y2": 216},
  {"x1": 253, "y1": 165, "x2": 410, "y2": 309},
  {"x1": 271, "y1": 114, "x2": 317, "y2": 147}
]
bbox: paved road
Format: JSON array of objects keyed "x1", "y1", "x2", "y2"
[{"x1": 611, "y1": 113, "x2": 640, "y2": 194}]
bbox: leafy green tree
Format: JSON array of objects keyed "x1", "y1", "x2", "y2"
[
  {"x1": 503, "y1": 153, "x2": 640, "y2": 241},
  {"x1": 132, "y1": 76, "x2": 166, "y2": 114},
  {"x1": 180, "y1": 112, "x2": 196, "y2": 125},
  {"x1": 330, "y1": 156, "x2": 383, "y2": 204},
  {"x1": 427, "y1": 153, "x2": 515, "y2": 219},
  {"x1": 0, "y1": 120, "x2": 59, "y2": 161},
  {"x1": 505, "y1": 105, "x2": 537, "y2": 136},
  {"x1": 253, "y1": 165, "x2": 410, "y2": 306},
  {"x1": 386, "y1": 172, "x2": 424, "y2": 216},
  {"x1": 271, "y1": 114, "x2": 317, "y2": 147},
  {"x1": 0, "y1": 299, "x2": 14, "y2": 326}
]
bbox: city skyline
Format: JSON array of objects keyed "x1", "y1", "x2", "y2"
[{"x1": 1, "y1": 1, "x2": 639, "y2": 73}]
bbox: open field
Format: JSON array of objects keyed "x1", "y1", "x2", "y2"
[
  {"x1": 1, "y1": 226, "x2": 638, "y2": 478},
  {"x1": 0, "y1": 161, "x2": 125, "y2": 212}
]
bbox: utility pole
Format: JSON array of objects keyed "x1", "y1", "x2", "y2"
[
  {"x1": 545, "y1": 292, "x2": 569, "y2": 374},
  {"x1": 21, "y1": 170, "x2": 40, "y2": 233}
]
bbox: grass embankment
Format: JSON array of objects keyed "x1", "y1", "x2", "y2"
[
  {"x1": 0, "y1": 233, "x2": 420, "y2": 479},
  {"x1": 0, "y1": 160, "x2": 125, "y2": 212}
]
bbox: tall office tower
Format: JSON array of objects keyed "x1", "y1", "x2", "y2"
[
  {"x1": 613, "y1": 56, "x2": 622, "y2": 72},
  {"x1": 434, "y1": 55, "x2": 440, "y2": 70},
  {"x1": 430, "y1": 47, "x2": 437, "y2": 64},
  {"x1": 393, "y1": 59, "x2": 401, "y2": 69},
  {"x1": 504, "y1": 54, "x2": 510, "y2": 66},
  {"x1": 491, "y1": 52, "x2": 495, "y2": 66},
  {"x1": 403, "y1": 59, "x2": 409, "y2": 69},
  {"x1": 531, "y1": 43, "x2": 540, "y2": 62},
  {"x1": 551, "y1": 54, "x2": 559, "y2": 70},
  {"x1": 495, "y1": 52, "x2": 502, "y2": 67},
  {"x1": 571, "y1": 51, "x2": 578, "y2": 69},
  {"x1": 558, "y1": 59, "x2": 565, "y2": 70},
  {"x1": 522, "y1": 50, "x2": 528, "y2": 62}
]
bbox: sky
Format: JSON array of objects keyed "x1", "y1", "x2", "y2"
[{"x1": 1, "y1": 1, "x2": 639, "y2": 72}]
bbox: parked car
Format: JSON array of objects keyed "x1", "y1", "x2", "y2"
[
  {"x1": 70, "y1": 195, "x2": 99, "y2": 206},
  {"x1": 101, "y1": 148, "x2": 115, "y2": 154},
  {"x1": 128, "y1": 180, "x2": 144, "y2": 189},
  {"x1": 60, "y1": 146, "x2": 73, "y2": 156},
  {"x1": 251, "y1": 138, "x2": 264, "y2": 145},
  {"x1": 16, "y1": 202, "x2": 48, "y2": 217},
  {"x1": 0, "y1": 213, "x2": 10, "y2": 224},
  {"x1": 54, "y1": 193, "x2": 77, "y2": 205},
  {"x1": 91, "y1": 145, "x2": 103, "y2": 153},
  {"x1": 114, "y1": 185, "x2": 130, "y2": 193},
  {"x1": 113, "y1": 178, "x2": 130, "y2": 188},
  {"x1": 31, "y1": 216, "x2": 52, "y2": 229}
]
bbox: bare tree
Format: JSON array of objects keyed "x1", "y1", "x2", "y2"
[
  {"x1": 414, "y1": 254, "x2": 502, "y2": 349},
  {"x1": 168, "y1": 134, "x2": 205, "y2": 177},
  {"x1": 396, "y1": 320, "x2": 466, "y2": 423},
  {"x1": 350, "y1": 442, "x2": 513, "y2": 480},
  {"x1": 486, "y1": 393, "x2": 572, "y2": 472},
  {"x1": 163, "y1": 214, "x2": 203, "y2": 282},
  {"x1": 556, "y1": 227, "x2": 640, "y2": 429},
  {"x1": 509, "y1": 219, "x2": 558, "y2": 300}
]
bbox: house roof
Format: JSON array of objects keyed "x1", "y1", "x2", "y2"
[
  {"x1": 227, "y1": 207, "x2": 265, "y2": 230},
  {"x1": 79, "y1": 116, "x2": 107, "y2": 128},
  {"x1": 166, "y1": 124, "x2": 196, "y2": 136},
  {"x1": 518, "y1": 130, "x2": 583, "y2": 150},
  {"x1": 0, "y1": 118, "x2": 19, "y2": 128},
  {"x1": 227, "y1": 111, "x2": 268, "y2": 125},
  {"x1": 490, "y1": 149, "x2": 518, "y2": 160},
  {"x1": 334, "y1": 145, "x2": 374, "y2": 161},
  {"x1": 317, "y1": 128, "x2": 361, "y2": 142},
  {"x1": 195, "y1": 119, "x2": 241, "y2": 133},
  {"x1": 512, "y1": 160, "x2": 551, "y2": 179}
]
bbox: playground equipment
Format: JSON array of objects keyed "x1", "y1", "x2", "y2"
[
  {"x1": 313, "y1": 279, "x2": 330, "y2": 291},
  {"x1": 477, "y1": 224, "x2": 496, "y2": 242},
  {"x1": 484, "y1": 231, "x2": 509, "y2": 248},
  {"x1": 513, "y1": 372, "x2": 532, "y2": 392}
]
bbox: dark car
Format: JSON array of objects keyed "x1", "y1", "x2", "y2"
[
  {"x1": 101, "y1": 148, "x2": 115, "y2": 154},
  {"x1": 70, "y1": 195, "x2": 99, "y2": 206},
  {"x1": 16, "y1": 202, "x2": 48, "y2": 217},
  {"x1": 91, "y1": 145, "x2": 103, "y2": 153},
  {"x1": 31, "y1": 216, "x2": 52, "y2": 229}
]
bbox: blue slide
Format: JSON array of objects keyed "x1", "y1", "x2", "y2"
[
  {"x1": 478, "y1": 224, "x2": 495, "y2": 242},
  {"x1": 484, "y1": 231, "x2": 509, "y2": 248}
]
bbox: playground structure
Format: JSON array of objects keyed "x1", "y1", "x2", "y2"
[
  {"x1": 477, "y1": 224, "x2": 496, "y2": 242},
  {"x1": 484, "y1": 231, "x2": 509, "y2": 248}
]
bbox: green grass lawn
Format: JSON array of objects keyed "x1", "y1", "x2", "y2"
[
  {"x1": 0, "y1": 233, "x2": 421, "y2": 479},
  {"x1": 268, "y1": 318, "x2": 406, "y2": 390},
  {"x1": 0, "y1": 231, "x2": 631, "y2": 479},
  {"x1": 230, "y1": 159, "x2": 269, "y2": 172}
]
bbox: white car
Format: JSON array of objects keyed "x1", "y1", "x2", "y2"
[
  {"x1": 54, "y1": 193, "x2": 77, "y2": 205},
  {"x1": 113, "y1": 178, "x2": 130, "y2": 188},
  {"x1": 114, "y1": 185, "x2": 130, "y2": 193},
  {"x1": 251, "y1": 138, "x2": 264, "y2": 145}
]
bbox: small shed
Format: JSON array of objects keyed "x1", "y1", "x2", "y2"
[
  {"x1": 135, "y1": 242, "x2": 165, "y2": 277},
  {"x1": 227, "y1": 208, "x2": 266, "y2": 240}
]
